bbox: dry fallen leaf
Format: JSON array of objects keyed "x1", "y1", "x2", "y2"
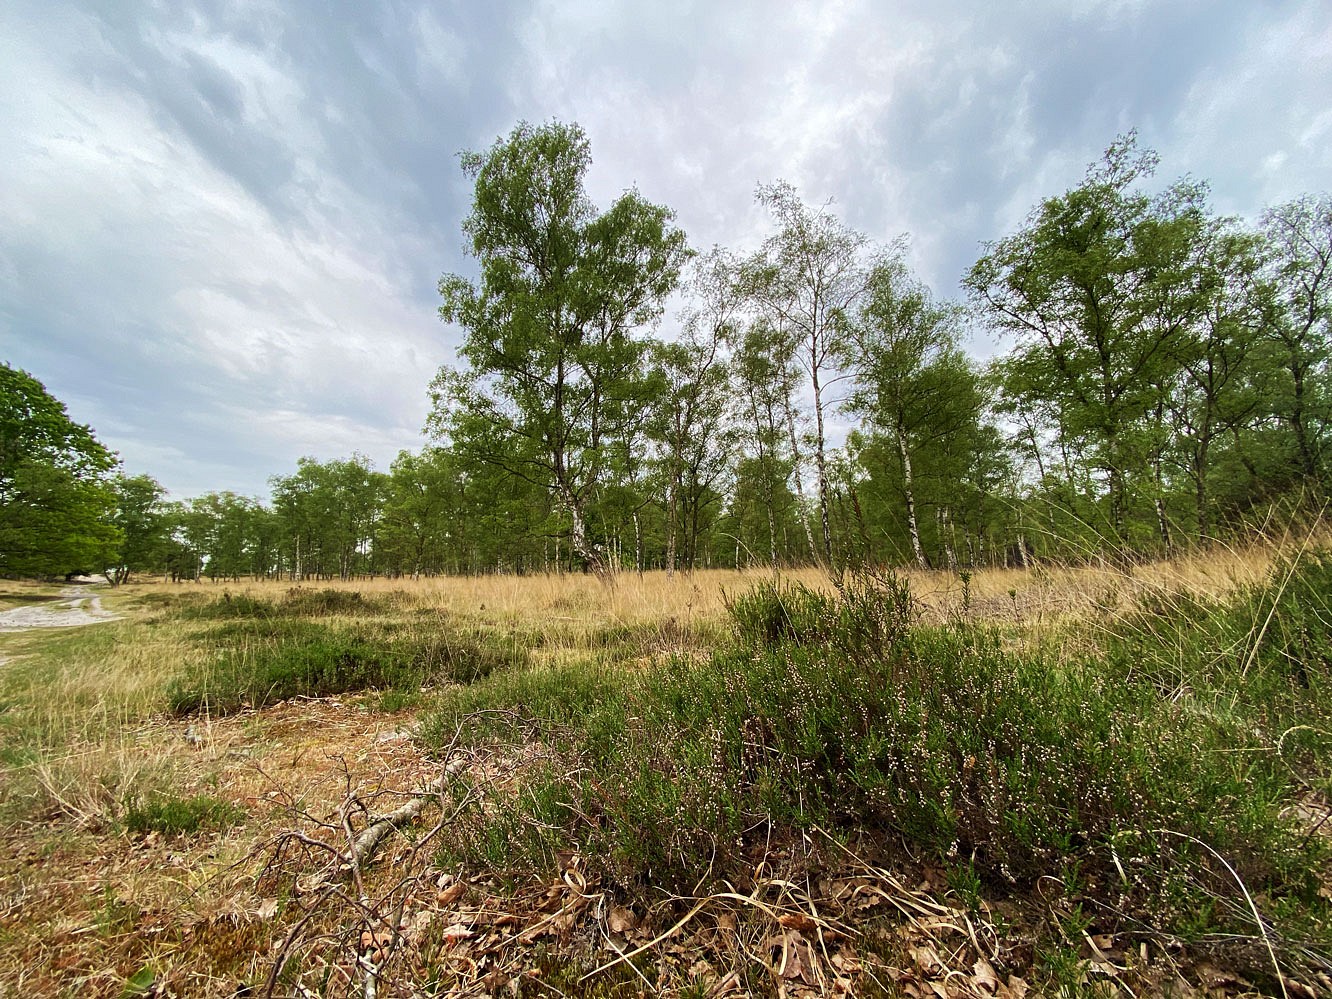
[
  {"x1": 437, "y1": 880, "x2": 466, "y2": 905},
  {"x1": 608, "y1": 905, "x2": 639, "y2": 934},
  {"x1": 972, "y1": 958, "x2": 1000, "y2": 994},
  {"x1": 910, "y1": 945, "x2": 943, "y2": 976},
  {"x1": 778, "y1": 912, "x2": 818, "y2": 933},
  {"x1": 831, "y1": 948, "x2": 861, "y2": 974},
  {"x1": 706, "y1": 970, "x2": 742, "y2": 997},
  {"x1": 421, "y1": 920, "x2": 464, "y2": 944}
]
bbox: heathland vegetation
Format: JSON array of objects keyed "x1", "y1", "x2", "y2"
[
  {"x1": 1, "y1": 122, "x2": 1331, "y2": 996},
  {"x1": 0, "y1": 551, "x2": 1329, "y2": 995}
]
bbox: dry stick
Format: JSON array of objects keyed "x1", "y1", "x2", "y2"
[
  {"x1": 339, "y1": 790, "x2": 380, "y2": 999},
  {"x1": 264, "y1": 885, "x2": 338, "y2": 999},
  {"x1": 812, "y1": 826, "x2": 954, "y2": 919},
  {"x1": 258, "y1": 710, "x2": 510, "y2": 996},
  {"x1": 347, "y1": 782, "x2": 441, "y2": 867}
]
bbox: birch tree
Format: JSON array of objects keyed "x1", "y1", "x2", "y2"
[
  {"x1": 432, "y1": 120, "x2": 689, "y2": 575},
  {"x1": 744, "y1": 182, "x2": 876, "y2": 568}
]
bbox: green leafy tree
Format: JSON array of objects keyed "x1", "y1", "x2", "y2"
[
  {"x1": 109, "y1": 474, "x2": 170, "y2": 584},
  {"x1": 432, "y1": 120, "x2": 690, "y2": 575},
  {"x1": 844, "y1": 260, "x2": 983, "y2": 568},
  {"x1": 379, "y1": 448, "x2": 456, "y2": 577},
  {"x1": 1260, "y1": 193, "x2": 1332, "y2": 482},
  {"x1": 649, "y1": 248, "x2": 741, "y2": 575},
  {"x1": 743, "y1": 183, "x2": 878, "y2": 568},
  {"x1": 269, "y1": 455, "x2": 384, "y2": 580},
  {"x1": 0, "y1": 364, "x2": 120, "y2": 577},
  {"x1": 966, "y1": 135, "x2": 1209, "y2": 547},
  {"x1": 1163, "y1": 220, "x2": 1271, "y2": 538}
]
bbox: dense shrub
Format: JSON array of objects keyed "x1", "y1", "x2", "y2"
[
  {"x1": 169, "y1": 616, "x2": 529, "y2": 716},
  {"x1": 422, "y1": 570, "x2": 1331, "y2": 943},
  {"x1": 177, "y1": 588, "x2": 389, "y2": 620}
]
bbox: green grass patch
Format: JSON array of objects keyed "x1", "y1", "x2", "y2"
[
  {"x1": 177, "y1": 587, "x2": 391, "y2": 620},
  {"x1": 168, "y1": 610, "x2": 532, "y2": 716},
  {"x1": 123, "y1": 792, "x2": 245, "y2": 837}
]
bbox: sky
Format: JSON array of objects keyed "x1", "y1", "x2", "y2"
[{"x1": 2, "y1": 0, "x2": 1329, "y2": 501}]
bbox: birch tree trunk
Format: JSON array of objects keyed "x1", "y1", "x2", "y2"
[{"x1": 897, "y1": 428, "x2": 928, "y2": 570}]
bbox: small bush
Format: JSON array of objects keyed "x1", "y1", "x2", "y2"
[
  {"x1": 726, "y1": 571, "x2": 914, "y2": 660},
  {"x1": 279, "y1": 587, "x2": 386, "y2": 616},
  {"x1": 178, "y1": 587, "x2": 390, "y2": 621},
  {"x1": 168, "y1": 629, "x2": 419, "y2": 715},
  {"x1": 169, "y1": 619, "x2": 531, "y2": 716},
  {"x1": 123, "y1": 793, "x2": 244, "y2": 837}
]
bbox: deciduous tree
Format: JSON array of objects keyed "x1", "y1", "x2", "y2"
[
  {"x1": 0, "y1": 364, "x2": 120, "y2": 577},
  {"x1": 432, "y1": 120, "x2": 690, "y2": 575}
]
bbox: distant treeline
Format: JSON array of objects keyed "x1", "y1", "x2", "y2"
[{"x1": 4, "y1": 123, "x2": 1330, "y2": 581}]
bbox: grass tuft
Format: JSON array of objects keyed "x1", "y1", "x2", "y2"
[{"x1": 123, "y1": 792, "x2": 245, "y2": 837}]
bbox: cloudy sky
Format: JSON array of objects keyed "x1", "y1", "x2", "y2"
[{"x1": 2, "y1": 0, "x2": 1328, "y2": 500}]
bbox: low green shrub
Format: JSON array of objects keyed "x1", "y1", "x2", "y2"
[
  {"x1": 178, "y1": 587, "x2": 389, "y2": 621},
  {"x1": 422, "y1": 571, "x2": 1331, "y2": 950},
  {"x1": 123, "y1": 793, "x2": 244, "y2": 836},
  {"x1": 278, "y1": 587, "x2": 387, "y2": 616},
  {"x1": 169, "y1": 618, "x2": 530, "y2": 716}
]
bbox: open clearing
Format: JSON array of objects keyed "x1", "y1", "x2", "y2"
[{"x1": 0, "y1": 547, "x2": 1328, "y2": 998}]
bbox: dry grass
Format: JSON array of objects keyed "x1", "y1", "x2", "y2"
[
  {"x1": 0, "y1": 537, "x2": 1313, "y2": 995},
  {"x1": 110, "y1": 533, "x2": 1281, "y2": 637}
]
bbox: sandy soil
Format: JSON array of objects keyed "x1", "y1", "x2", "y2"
[{"x1": 0, "y1": 585, "x2": 120, "y2": 632}]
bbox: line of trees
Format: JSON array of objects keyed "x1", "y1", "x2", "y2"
[{"x1": 5, "y1": 123, "x2": 1329, "y2": 582}]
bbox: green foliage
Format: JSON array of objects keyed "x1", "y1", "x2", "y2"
[
  {"x1": 1107, "y1": 549, "x2": 1332, "y2": 721},
  {"x1": 967, "y1": 134, "x2": 1214, "y2": 544},
  {"x1": 1261, "y1": 194, "x2": 1332, "y2": 482},
  {"x1": 418, "y1": 659, "x2": 621, "y2": 745},
  {"x1": 177, "y1": 587, "x2": 389, "y2": 620},
  {"x1": 123, "y1": 793, "x2": 244, "y2": 837},
  {"x1": 421, "y1": 574, "x2": 1331, "y2": 943},
  {"x1": 120, "y1": 965, "x2": 157, "y2": 997},
  {"x1": 432, "y1": 119, "x2": 691, "y2": 573},
  {"x1": 109, "y1": 474, "x2": 170, "y2": 585},
  {"x1": 0, "y1": 363, "x2": 121, "y2": 577},
  {"x1": 167, "y1": 597, "x2": 530, "y2": 715},
  {"x1": 269, "y1": 454, "x2": 385, "y2": 580}
]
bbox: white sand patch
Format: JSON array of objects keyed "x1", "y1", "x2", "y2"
[{"x1": 0, "y1": 586, "x2": 121, "y2": 633}]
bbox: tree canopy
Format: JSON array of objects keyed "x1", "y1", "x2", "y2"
[
  {"x1": 0, "y1": 363, "x2": 121, "y2": 577},
  {"x1": 431, "y1": 120, "x2": 690, "y2": 574},
  {"x1": 7, "y1": 127, "x2": 1331, "y2": 580}
]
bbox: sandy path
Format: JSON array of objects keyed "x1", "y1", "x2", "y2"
[{"x1": 0, "y1": 586, "x2": 121, "y2": 633}]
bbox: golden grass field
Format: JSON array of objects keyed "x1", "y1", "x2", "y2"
[{"x1": 0, "y1": 539, "x2": 1311, "y2": 997}]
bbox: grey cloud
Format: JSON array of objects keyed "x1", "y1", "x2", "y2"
[{"x1": 1, "y1": 0, "x2": 1328, "y2": 498}]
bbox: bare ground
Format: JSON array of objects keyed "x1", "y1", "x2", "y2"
[{"x1": 0, "y1": 586, "x2": 120, "y2": 633}]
